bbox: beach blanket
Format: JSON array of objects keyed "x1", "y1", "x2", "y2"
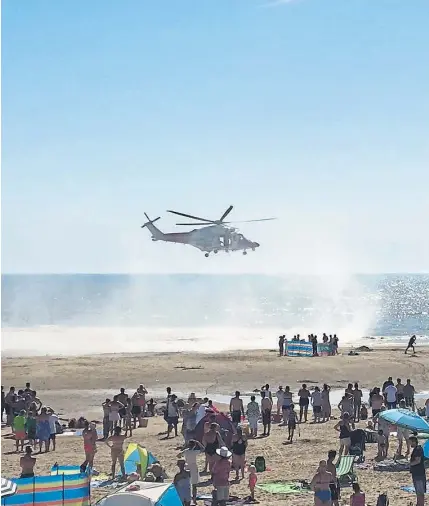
[
  {"x1": 373, "y1": 459, "x2": 409, "y2": 472},
  {"x1": 256, "y1": 481, "x2": 311, "y2": 494},
  {"x1": 57, "y1": 429, "x2": 103, "y2": 437},
  {"x1": 90, "y1": 475, "x2": 123, "y2": 489},
  {"x1": 400, "y1": 486, "x2": 429, "y2": 494}
]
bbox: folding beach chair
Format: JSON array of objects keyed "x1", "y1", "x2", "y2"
[{"x1": 336, "y1": 455, "x2": 358, "y2": 486}]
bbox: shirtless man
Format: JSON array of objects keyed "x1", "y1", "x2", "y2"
[
  {"x1": 20, "y1": 446, "x2": 36, "y2": 478},
  {"x1": 105, "y1": 426, "x2": 128, "y2": 478},
  {"x1": 229, "y1": 392, "x2": 244, "y2": 427},
  {"x1": 261, "y1": 391, "x2": 273, "y2": 437},
  {"x1": 117, "y1": 388, "x2": 129, "y2": 427},
  {"x1": 310, "y1": 460, "x2": 333, "y2": 506},
  {"x1": 326, "y1": 450, "x2": 339, "y2": 506}
]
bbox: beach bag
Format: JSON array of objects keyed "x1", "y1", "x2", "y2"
[
  {"x1": 255, "y1": 456, "x2": 266, "y2": 472},
  {"x1": 376, "y1": 493, "x2": 389, "y2": 506}
]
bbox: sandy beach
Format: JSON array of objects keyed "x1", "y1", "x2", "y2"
[{"x1": 2, "y1": 347, "x2": 428, "y2": 505}]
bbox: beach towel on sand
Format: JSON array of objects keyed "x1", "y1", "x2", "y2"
[
  {"x1": 256, "y1": 482, "x2": 311, "y2": 494},
  {"x1": 400, "y1": 486, "x2": 429, "y2": 494}
]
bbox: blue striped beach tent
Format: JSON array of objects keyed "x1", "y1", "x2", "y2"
[{"x1": 98, "y1": 481, "x2": 182, "y2": 506}]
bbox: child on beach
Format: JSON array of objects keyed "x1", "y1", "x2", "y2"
[
  {"x1": 25, "y1": 411, "x2": 37, "y2": 450},
  {"x1": 287, "y1": 404, "x2": 299, "y2": 442},
  {"x1": 377, "y1": 429, "x2": 387, "y2": 459},
  {"x1": 14, "y1": 410, "x2": 26, "y2": 452},
  {"x1": 124, "y1": 399, "x2": 133, "y2": 437},
  {"x1": 248, "y1": 465, "x2": 257, "y2": 502}
]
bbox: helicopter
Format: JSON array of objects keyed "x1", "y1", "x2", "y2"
[{"x1": 141, "y1": 205, "x2": 276, "y2": 257}]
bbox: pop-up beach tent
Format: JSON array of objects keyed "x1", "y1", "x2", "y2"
[
  {"x1": 97, "y1": 481, "x2": 182, "y2": 506},
  {"x1": 194, "y1": 412, "x2": 235, "y2": 448},
  {"x1": 122, "y1": 443, "x2": 158, "y2": 476}
]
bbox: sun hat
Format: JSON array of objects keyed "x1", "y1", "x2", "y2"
[{"x1": 216, "y1": 446, "x2": 232, "y2": 458}]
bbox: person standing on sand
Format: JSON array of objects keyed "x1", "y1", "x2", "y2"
[
  {"x1": 174, "y1": 459, "x2": 192, "y2": 506},
  {"x1": 409, "y1": 436, "x2": 427, "y2": 506},
  {"x1": 167, "y1": 394, "x2": 180, "y2": 438},
  {"x1": 203, "y1": 423, "x2": 224, "y2": 473},
  {"x1": 229, "y1": 392, "x2": 244, "y2": 427},
  {"x1": 105, "y1": 426, "x2": 128, "y2": 478},
  {"x1": 404, "y1": 379, "x2": 416, "y2": 410},
  {"x1": 278, "y1": 335, "x2": 285, "y2": 356},
  {"x1": 326, "y1": 450, "x2": 340, "y2": 506},
  {"x1": 47, "y1": 407, "x2": 59, "y2": 452},
  {"x1": 212, "y1": 447, "x2": 232, "y2": 506},
  {"x1": 276, "y1": 386, "x2": 284, "y2": 416},
  {"x1": 282, "y1": 386, "x2": 293, "y2": 423},
  {"x1": 321, "y1": 384, "x2": 331, "y2": 422},
  {"x1": 310, "y1": 460, "x2": 333, "y2": 506},
  {"x1": 80, "y1": 421, "x2": 98, "y2": 472},
  {"x1": 311, "y1": 387, "x2": 323, "y2": 423},
  {"x1": 231, "y1": 427, "x2": 247, "y2": 480},
  {"x1": 334, "y1": 413, "x2": 352, "y2": 457},
  {"x1": 117, "y1": 388, "x2": 129, "y2": 427},
  {"x1": 246, "y1": 396, "x2": 260, "y2": 438},
  {"x1": 102, "y1": 398, "x2": 111, "y2": 439},
  {"x1": 298, "y1": 384, "x2": 311, "y2": 423},
  {"x1": 108, "y1": 396, "x2": 125, "y2": 435},
  {"x1": 36, "y1": 407, "x2": 51, "y2": 453},
  {"x1": 352, "y1": 383, "x2": 363, "y2": 422},
  {"x1": 261, "y1": 391, "x2": 273, "y2": 437}
]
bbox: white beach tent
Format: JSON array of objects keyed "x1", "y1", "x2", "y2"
[{"x1": 97, "y1": 481, "x2": 182, "y2": 506}]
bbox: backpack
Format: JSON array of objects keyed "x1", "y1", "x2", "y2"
[
  {"x1": 376, "y1": 493, "x2": 389, "y2": 506},
  {"x1": 254, "y1": 456, "x2": 266, "y2": 472}
]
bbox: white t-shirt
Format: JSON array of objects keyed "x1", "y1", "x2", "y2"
[
  {"x1": 276, "y1": 390, "x2": 284, "y2": 404},
  {"x1": 48, "y1": 414, "x2": 59, "y2": 435},
  {"x1": 384, "y1": 385, "x2": 397, "y2": 403}
]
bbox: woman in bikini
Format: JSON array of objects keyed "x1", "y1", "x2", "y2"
[
  {"x1": 202, "y1": 423, "x2": 224, "y2": 473},
  {"x1": 80, "y1": 421, "x2": 98, "y2": 472},
  {"x1": 231, "y1": 427, "x2": 247, "y2": 480},
  {"x1": 310, "y1": 460, "x2": 333, "y2": 505},
  {"x1": 105, "y1": 426, "x2": 128, "y2": 478}
]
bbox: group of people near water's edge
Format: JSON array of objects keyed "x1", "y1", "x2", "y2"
[
  {"x1": 278, "y1": 333, "x2": 339, "y2": 357},
  {"x1": 2, "y1": 365, "x2": 428, "y2": 506}
]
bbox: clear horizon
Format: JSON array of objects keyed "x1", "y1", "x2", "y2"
[{"x1": 2, "y1": 0, "x2": 429, "y2": 274}]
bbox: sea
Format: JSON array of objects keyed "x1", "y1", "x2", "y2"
[{"x1": 1, "y1": 273, "x2": 428, "y2": 356}]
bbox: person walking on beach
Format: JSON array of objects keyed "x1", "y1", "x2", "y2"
[
  {"x1": 230, "y1": 392, "x2": 244, "y2": 427},
  {"x1": 261, "y1": 391, "x2": 273, "y2": 437},
  {"x1": 405, "y1": 335, "x2": 417, "y2": 354}
]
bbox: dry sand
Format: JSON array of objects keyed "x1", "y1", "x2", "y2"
[{"x1": 2, "y1": 347, "x2": 429, "y2": 505}]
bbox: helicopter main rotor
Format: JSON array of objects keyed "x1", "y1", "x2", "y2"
[{"x1": 167, "y1": 206, "x2": 276, "y2": 227}]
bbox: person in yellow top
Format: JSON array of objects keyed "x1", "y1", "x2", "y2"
[{"x1": 14, "y1": 409, "x2": 27, "y2": 452}]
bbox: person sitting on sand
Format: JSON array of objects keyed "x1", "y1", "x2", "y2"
[
  {"x1": 334, "y1": 412, "x2": 352, "y2": 457},
  {"x1": 246, "y1": 396, "x2": 260, "y2": 438},
  {"x1": 105, "y1": 426, "x2": 128, "y2": 478},
  {"x1": 174, "y1": 459, "x2": 192, "y2": 506},
  {"x1": 349, "y1": 483, "x2": 365, "y2": 506},
  {"x1": 80, "y1": 420, "x2": 98, "y2": 472},
  {"x1": 310, "y1": 460, "x2": 333, "y2": 506},
  {"x1": 20, "y1": 446, "x2": 36, "y2": 478},
  {"x1": 203, "y1": 423, "x2": 224, "y2": 473},
  {"x1": 230, "y1": 392, "x2": 244, "y2": 427},
  {"x1": 232, "y1": 427, "x2": 247, "y2": 480}
]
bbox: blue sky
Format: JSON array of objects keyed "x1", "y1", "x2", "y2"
[{"x1": 2, "y1": 0, "x2": 428, "y2": 274}]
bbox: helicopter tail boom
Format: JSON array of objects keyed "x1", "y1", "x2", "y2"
[{"x1": 141, "y1": 213, "x2": 164, "y2": 240}]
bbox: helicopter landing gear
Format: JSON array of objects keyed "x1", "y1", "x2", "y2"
[
  {"x1": 214, "y1": 250, "x2": 218, "y2": 254},
  {"x1": 252, "y1": 248, "x2": 255, "y2": 252},
  {"x1": 205, "y1": 253, "x2": 209, "y2": 258},
  {"x1": 243, "y1": 251, "x2": 247, "y2": 255}
]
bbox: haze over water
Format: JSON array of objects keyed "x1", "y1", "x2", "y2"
[{"x1": 2, "y1": 273, "x2": 428, "y2": 356}]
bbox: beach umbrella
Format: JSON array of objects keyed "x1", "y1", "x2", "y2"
[
  {"x1": 1, "y1": 477, "x2": 17, "y2": 498},
  {"x1": 379, "y1": 408, "x2": 429, "y2": 433}
]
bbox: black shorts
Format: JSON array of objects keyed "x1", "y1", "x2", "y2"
[
  {"x1": 232, "y1": 410, "x2": 242, "y2": 424},
  {"x1": 397, "y1": 393, "x2": 404, "y2": 402},
  {"x1": 288, "y1": 421, "x2": 296, "y2": 430},
  {"x1": 119, "y1": 408, "x2": 126, "y2": 418},
  {"x1": 313, "y1": 406, "x2": 322, "y2": 414},
  {"x1": 167, "y1": 416, "x2": 179, "y2": 427},
  {"x1": 299, "y1": 398, "x2": 309, "y2": 407},
  {"x1": 372, "y1": 408, "x2": 381, "y2": 417},
  {"x1": 330, "y1": 483, "x2": 340, "y2": 500},
  {"x1": 262, "y1": 410, "x2": 272, "y2": 425},
  {"x1": 50, "y1": 434, "x2": 56, "y2": 441},
  {"x1": 132, "y1": 405, "x2": 141, "y2": 416}
]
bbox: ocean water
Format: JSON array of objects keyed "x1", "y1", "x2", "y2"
[{"x1": 1, "y1": 274, "x2": 428, "y2": 356}]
